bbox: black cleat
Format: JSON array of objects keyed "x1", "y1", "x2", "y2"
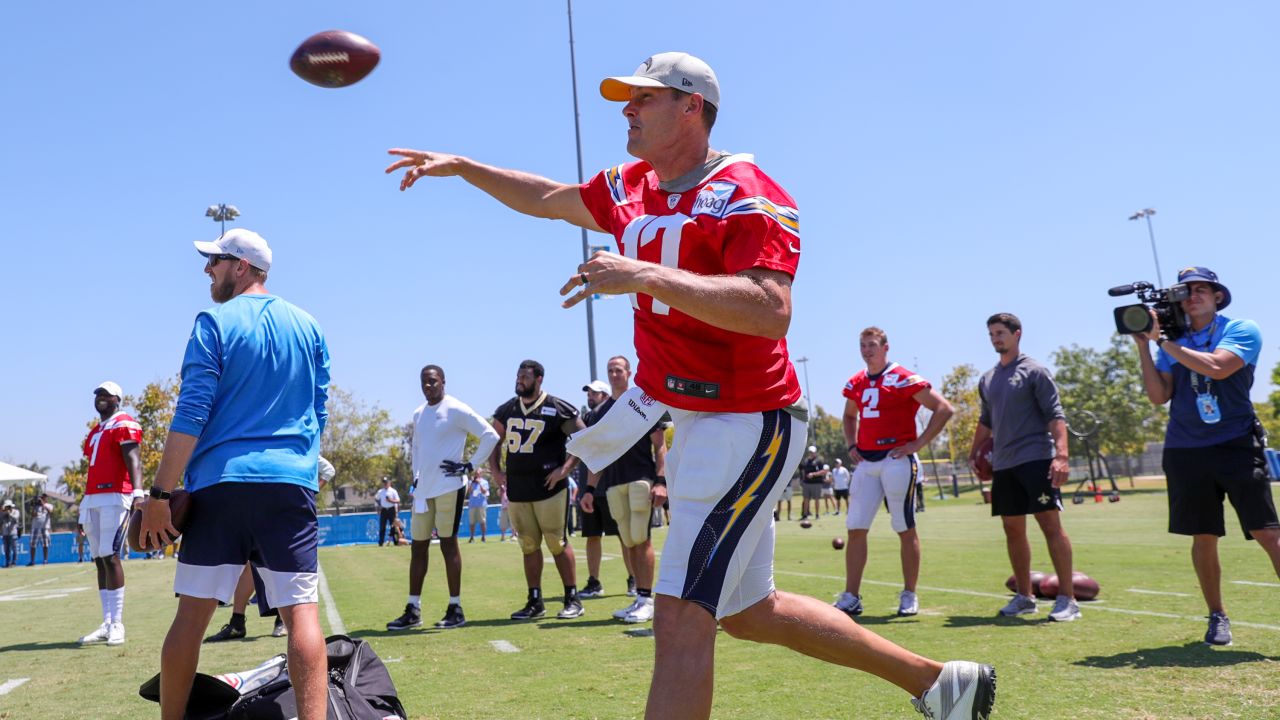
[
  {"x1": 434, "y1": 604, "x2": 466, "y2": 629},
  {"x1": 579, "y1": 578, "x2": 605, "y2": 598},
  {"x1": 510, "y1": 599, "x2": 546, "y2": 620},
  {"x1": 386, "y1": 604, "x2": 422, "y2": 631},
  {"x1": 203, "y1": 623, "x2": 246, "y2": 643}
]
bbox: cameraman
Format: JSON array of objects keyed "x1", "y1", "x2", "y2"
[{"x1": 1134, "y1": 266, "x2": 1280, "y2": 646}]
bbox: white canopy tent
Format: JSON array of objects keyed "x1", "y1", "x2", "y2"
[{"x1": 0, "y1": 461, "x2": 49, "y2": 535}]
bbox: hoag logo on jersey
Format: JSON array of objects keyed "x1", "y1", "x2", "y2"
[{"x1": 691, "y1": 181, "x2": 738, "y2": 219}]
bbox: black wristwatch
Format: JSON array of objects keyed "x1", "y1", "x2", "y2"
[
  {"x1": 149, "y1": 486, "x2": 172, "y2": 501},
  {"x1": 1155, "y1": 337, "x2": 1167, "y2": 347},
  {"x1": 654, "y1": 476, "x2": 667, "y2": 486}
]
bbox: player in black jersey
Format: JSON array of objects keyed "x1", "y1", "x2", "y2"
[{"x1": 490, "y1": 360, "x2": 587, "y2": 620}]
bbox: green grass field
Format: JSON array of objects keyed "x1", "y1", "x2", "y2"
[{"x1": 3, "y1": 483, "x2": 1279, "y2": 719}]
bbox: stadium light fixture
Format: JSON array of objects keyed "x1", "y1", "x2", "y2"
[
  {"x1": 205, "y1": 204, "x2": 241, "y2": 236},
  {"x1": 1127, "y1": 208, "x2": 1163, "y2": 285}
]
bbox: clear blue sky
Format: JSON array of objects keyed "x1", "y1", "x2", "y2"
[{"x1": 4, "y1": 2, "x2": 1277, "y2": 478}]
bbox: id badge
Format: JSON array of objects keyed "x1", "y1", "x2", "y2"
[{"x1": 1196, "y1": 392, "x2": 1221, "y2": 424}]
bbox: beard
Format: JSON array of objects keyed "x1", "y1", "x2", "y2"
[
  {"x1": 210, "y1": 274, "x2": 236, "y2": 303},
  {"x1": 516, "y1": 383, "x2": 537, "y2": 399}
]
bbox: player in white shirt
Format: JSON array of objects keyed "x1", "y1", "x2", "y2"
[
  {"x1": 374, "y1": 478, "x2": 401, "y2": 547},
  {"x1": 830, "y1": 459, "x2": 852, "y2": 515},
  {"x1": 386, "y1": 365, "x2": 500, "y2": 632}
]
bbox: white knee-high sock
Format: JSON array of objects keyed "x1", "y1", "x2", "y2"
[
  {"x1": 110, "y1": 587, "x2": 125, "y2": 624},
  {"x1": 99, "y1": 589, "x2": 111, "y2": 624}
]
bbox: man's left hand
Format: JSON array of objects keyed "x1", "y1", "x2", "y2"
[
  {"x1": 889, "y1": 440, "x2": 923, "y2": 460},
  {"x1": 651, "y1": 483, "x2": 668, "y2": 509},
  {"x1": 544, "y1": 467, "x2": 569, "y2": 490},
  {"x1": 440, "y1": 460, "x2": 473, "y2": 477},
  {"x1": 1049, "y1": 455, "x2": 1070, "y2": 488},
  {"x1": 560, "y1": 251, "x2": 647, "y2": 309},
  {"x1": 138, "y1": 499, "x2": 179, "y2": 550}
]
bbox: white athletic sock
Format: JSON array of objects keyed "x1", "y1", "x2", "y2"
[
  {"x1": 449, "y1": 596, "x2": 460, "y2": 606},
  {"x1": 99, "y1": 589, "x2": 111, "y2": 624},
  {"x1": 408, "y1": 595, "x2": 421, "y2": 608},
  {"x1": 110, "y1": 588, "x2": 125, "y2": 624}
]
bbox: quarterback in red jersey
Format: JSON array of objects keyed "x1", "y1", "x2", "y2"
[
  {"x1": 386, "y1": 52, "x2": 994, "y2": 720},
  {"x1": 78, "y1": 381, "x2": 144, "y2": 647},
  {"x1": 836, "y1": 328, "x2": 953, "y2": 619}
]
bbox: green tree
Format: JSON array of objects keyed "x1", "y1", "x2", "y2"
[
  {"x1": 124, "y1": 376, "x2": 180, "y2": 483},
  {"x1": 940, "y1": 363, "x2": 982, "y2": 463},
  {"x1": 320, "y1": 385, "x2": 399, "y2": 495},
  {"x1": 811, "y1": 404, "x2": 846, "y2": 467},
  {"x1": 1051, "y1": 335, "x2": 1166, "y2": 461}
]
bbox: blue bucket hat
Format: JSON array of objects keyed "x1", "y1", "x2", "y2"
[{"x1": 1176, "y1": 266, "x2": 1230, "y2": 310}]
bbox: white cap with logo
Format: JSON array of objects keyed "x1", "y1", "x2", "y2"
[
  {"x1": 194, "y1": 228, "x2": 273, "y2": 272},
  {"x1": 95, "y1": 381, "x2": 123, "y2": 398},
  {"x1": 600, "y1": 52, "x2": 720, "y2": 109},
  {"x1": 582, "y1": 380, "x2": 609, "y2": 394}
]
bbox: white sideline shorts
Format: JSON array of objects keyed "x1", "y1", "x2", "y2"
[
  {"x1": 847, "y1": 454, "x2": 919, "y2": 533},
  {"x1": 79, "y1": 493, "x2": 132, "y2": 559}
]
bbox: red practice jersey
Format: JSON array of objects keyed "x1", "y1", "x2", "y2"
[
  {"x1": 580, "y1": 154, "x2": 803, "y2": 412},
  {"x1": 82, "y1": 411, "x2": 142, "y2": 495},
  {"x1": 843, "y1": 363, "x2": 930, "y2": 452}
]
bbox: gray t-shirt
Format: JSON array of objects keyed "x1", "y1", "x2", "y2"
[{"x1": 978, "y1": 354, "x2": 1065, "y2": 471}]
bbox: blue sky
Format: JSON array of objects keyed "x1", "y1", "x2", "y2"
[{"x1": 3, "y1": 2, "x2": 1277, "y2": 477}]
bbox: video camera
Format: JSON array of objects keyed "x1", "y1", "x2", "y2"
[{"x1": 1109, "y1": 281, "x2": 1190, "y2": 340}]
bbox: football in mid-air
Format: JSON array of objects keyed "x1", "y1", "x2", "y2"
[
  {"x1": 1037, "y1": 571, "x2": 1100, "y2": 601},
  {"x1": 128, "y1": 489, "x2": 191, "y2": 553},
  {"x1": 290, "y1": 30, "x2": 380, "y2": 88},
  {"x1": 832, "y1": 537, "x2": 845, "y2": 550},
  {"x1": 972, "y1": 437, "x2": 994, "y2": 480}
]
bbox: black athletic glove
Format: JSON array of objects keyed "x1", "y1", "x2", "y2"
[{"x1": 439, "y1": 460, "x2": 473, "y2": 477}]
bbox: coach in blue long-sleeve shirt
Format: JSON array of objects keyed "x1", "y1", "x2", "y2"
[{"x1": 140, "y1": 228, "x2": 332, "y2": 720}]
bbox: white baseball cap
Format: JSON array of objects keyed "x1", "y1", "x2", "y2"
[
  {"x1": 194, "y1": 228, "x2": 272, "y2": 272},
  {"x1": 600, "y1": 52, "x2": 720, "y2": 109},
  {"x1": 807, "y1": 445, "x2": 818, "y2": 453},
  {"x1": 582, "y1": 380, "x2": 609, "y2": 394},
  {"x1": 95, "y1": 381, "x2": 123, "y2": 398}
]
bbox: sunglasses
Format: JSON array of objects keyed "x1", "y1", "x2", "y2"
[{"x1": 205, "y1": 253, "x2": 239, "y2": 267}]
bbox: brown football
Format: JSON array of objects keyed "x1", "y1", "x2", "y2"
[
  {"x1": 1004, "y1": 570, "x2": 1047, "y2": 596},
  {"x1": 972, "y1": 437, "x2": 994, "y2": 480},
  {"x1": 832, "y1": 537, "x2": 845, "y2": 550},
  {"x1": 799, "y1": 520, "x2": 813, "y2": 529},
  {"x1": 127, "y1": 489, "x2": 191, "y2": 553},
  {"x1": 289, "y1": 30, "x2": 380, "y2": 88},
  {"x1": 1038, "y1": 571, "x2": 1100, "y2": 601}
]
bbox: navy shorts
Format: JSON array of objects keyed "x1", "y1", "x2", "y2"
[
  {"x1": 580, "y1": 491, "x2": 619, "y2": 537},
  {"x1": 175, "y1": 483, "x2": 319, "y2": 608}
]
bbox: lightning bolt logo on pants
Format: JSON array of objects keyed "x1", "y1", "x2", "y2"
[{"x1": 706, "y1": 421, "x2": 786, "y2": 566}]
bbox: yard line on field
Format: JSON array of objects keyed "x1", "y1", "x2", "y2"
[
  {"x1": 0, "y1": 678, "x2": 30, "y2": 696},
  {"x1": 0, "y1": 569, "x2": 90, "y2": 594},
  {"x1": 773, "y1": 569, "x2": 1280, "y2": 632},
  {"x1": 489, "y1": 640, "x2": 520, "y2": 653},
  {"x1": 0, "y1": 587, "x2": 90, "y2": 602},
  {"x1": 316, "y1": 561, "x2": 346, "y2": 636},
  {"x1": 1126, "y1": 588, "x2": 1192, "y2": 597},
  {"x1": 1231, "y1": 580, "x2": 1280, "y2": 588}
]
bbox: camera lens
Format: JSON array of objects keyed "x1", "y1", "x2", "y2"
[{"x1": 1118, "y1": 305, "x2": 1152, "y2": 333}]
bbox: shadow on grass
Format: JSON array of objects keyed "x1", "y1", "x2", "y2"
[
  {"x1": 849, "y1": 615, "x2": 920, "y2": 627},
  {"x1": 943, "y1": 614, "x2": 1040, "y2": 629},
  {"x1": 1075, "y1": 642, "x2": 1280, "y2": 669},
  {"x1": 0, "y1": 640, "x2": 84, "y2": 652}
]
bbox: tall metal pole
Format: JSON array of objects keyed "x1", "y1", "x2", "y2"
[
  {"x1": 795, "y1": 356, "x2": 815, "y2": 445},
  {"x1": 566, "y1": 0, "x2": 599, "y2": 381},
  {"x1": 1129, "y1": 208, "x2": 1163, "y2": 286}
]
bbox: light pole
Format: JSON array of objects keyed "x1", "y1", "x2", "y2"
[
  {"x1": 1128, "y1": 208, "x2": 1163, "y2": 286},
  {"x1": 794, "y1": 356, "x2": 815, "y2": 445},
  {"x1": 205, "y1": 204, "x2": 241, "y2": 236},
  {"x1": 565, "y1": 0, "x2": 599, "y2": 381}
]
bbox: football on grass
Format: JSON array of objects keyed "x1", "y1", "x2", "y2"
[
  {"x1": 1037, "y1": 571, "x2": 1100, "y2": 601},
  {"x1": 832, "y1": 537, "x2": 845, "y2": 550},
  {"x1": 289, "y1": 30, "x2": 380, "y2": 88},
  {"x1": 799, "y1": 520, "x2": 813, "y2": 529},
  {"x1": 1005, "y1": 570, "x2": 1047, "y2": 596},
  {"x1": 127, "y1": 489, "x2": 191, "y2": 553}
]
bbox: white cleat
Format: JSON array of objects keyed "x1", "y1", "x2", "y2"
[
  {"x1": 106, "y1": 622, "x2": 126, "y2": 646},
  {"x1": 912, "y1": 660, "x2": 996, "y2": 719},
  {"x1": 897, "y1": 590, "x2": 919, "y2": 617},
  {"x1": 623, "y1": 597, "x2": 654, "y2": 624},
  {"x1": 613, "y1": 598, "x2": 642, "y2": 620},
  {"x1": 79, "y1": 622, "x2": 111, "y2": 645}
]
